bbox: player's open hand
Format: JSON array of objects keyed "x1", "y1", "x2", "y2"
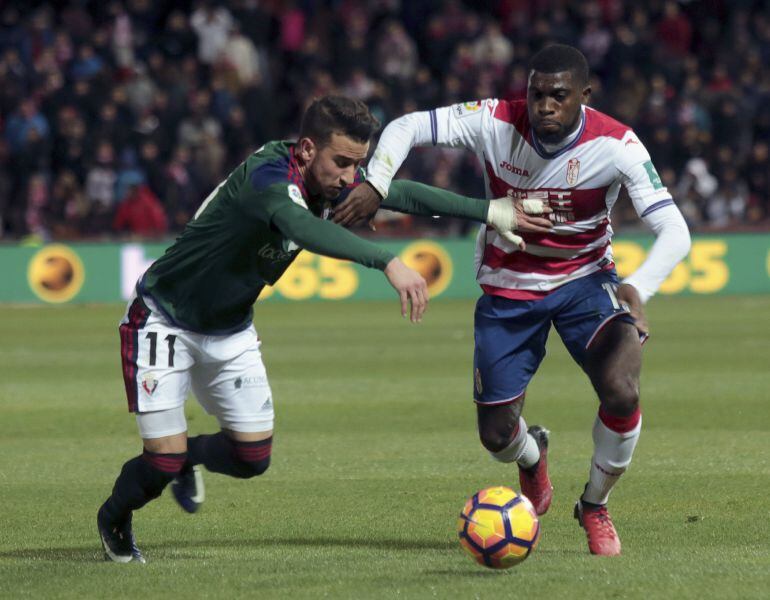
[
  {"x1": 333, "y1": 182, "x2": 382, "y2": 228},
  {"x1": 384, "y1": 257, "x2": 429, "y2": 323},
  {"x1": 617, "y1": 283, "x2": 649, "y2": 339}
]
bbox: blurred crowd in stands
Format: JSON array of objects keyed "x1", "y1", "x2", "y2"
[{"x1": 2, "y1": 0, "x2": 770, "y2": 241}]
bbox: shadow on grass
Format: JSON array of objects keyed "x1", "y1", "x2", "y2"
[
  {"x1": 0, "y1": 548, "x2": 102, "y2": 562},
  {"x1": 423, "y1": 547, "x2": 586, "y2": 577},
  {"x1": 0, "y1": 536, "x2": 454, "y2": 562}
]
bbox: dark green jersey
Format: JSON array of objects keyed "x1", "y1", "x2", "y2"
[
  {"x1": 140, "y1": 141, "x2": 492, "y2": 335},
  {"x1": 140, "y1": 141, "x2": 394, "y2": 334}
]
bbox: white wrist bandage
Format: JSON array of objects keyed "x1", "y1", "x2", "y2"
[{"x1": 486, "y1": 196, "x2": 548, "y2": 248}]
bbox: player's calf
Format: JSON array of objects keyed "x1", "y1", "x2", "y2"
[
  {"x1": 229, "y1": 437, "x2": 272, "y2": 478},
  {"x1": 101, "y1": 450, "x2": 186, "y2": 522},
  {"x1": 583, "y1": 407, "x2": 641, "y2": 505},
  {"x1": 187, "y1": 432, "x2": 272, "y2": 479},
  {"x1": 481, "y1": 408, "x2": 553, "y2": 516},
  {"x1": 98, "y1": 450, "x2": 186, "y2": 563}
]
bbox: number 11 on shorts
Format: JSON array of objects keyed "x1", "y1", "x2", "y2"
[
  {"x1": 601, "y1": 282, "x2": 621, "y2": 310},
  {"x1": 146, "y1": 332, "x2": 177, "y2": 367}
]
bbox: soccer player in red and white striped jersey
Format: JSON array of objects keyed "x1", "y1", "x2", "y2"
[{"x1": 335, "y1": 44, "x2": 691, "y2": 556}]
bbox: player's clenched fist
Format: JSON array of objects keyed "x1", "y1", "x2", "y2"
[{"x1": 384, "y1": 257, "x2": 429, "y2": 323}]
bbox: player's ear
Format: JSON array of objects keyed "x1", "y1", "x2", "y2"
[
  {"x1": 582, "y1": 84, "x2": 592, "y2": 104},
  {"x1": 297, "y1": 137, "x2": 317, "y2": 164}
]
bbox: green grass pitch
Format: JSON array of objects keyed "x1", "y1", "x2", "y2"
[{"x1": 1, "y1": 295, "x2": 769, "y2": 599}]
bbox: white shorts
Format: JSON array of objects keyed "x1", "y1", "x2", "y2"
[{"x1": 119, "y1": 292, "x2": 274, "y2": 437}]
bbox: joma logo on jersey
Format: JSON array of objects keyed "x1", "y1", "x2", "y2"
[
  {"x1": 508, "y1": 190, "x2": 575, "y2": 223},
  {"x1": 258, "y1": 243, "x2": 295, "y2": 263},
  {"x1": 499, "y1": 161, "x2": 530, "y2": 177}
]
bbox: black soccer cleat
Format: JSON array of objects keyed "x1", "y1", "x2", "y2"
[
  {"x1": 97, "y1": 504, "x2": 146, "y2": 564},
  {"x1": 172, "y1": 465, "x2": 205, "y2": 514}
]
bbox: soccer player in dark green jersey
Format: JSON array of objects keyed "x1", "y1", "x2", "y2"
[{"x1": 97, "y1": 96, "x2": 548, "y2": 563}]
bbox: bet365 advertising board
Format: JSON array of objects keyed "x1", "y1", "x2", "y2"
[{"x1": 2, "y1": 234, "x2": 769, "y2": 304}]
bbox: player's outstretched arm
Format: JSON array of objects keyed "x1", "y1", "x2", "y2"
[
  {"x1": 335, "y1": 102, "x2": 489, "y2": 226},
  {"x1": 271, "y1": 203, "x2": 428, "y2": 322},
  {"x1": 382, "y1": 180, "x2": 553, "y2": 249}
]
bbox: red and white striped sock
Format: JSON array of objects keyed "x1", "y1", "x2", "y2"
[{"x1": 583, "y1": 407, "x2": 642, "y2": 505}]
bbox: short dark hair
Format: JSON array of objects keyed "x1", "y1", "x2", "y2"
[
  {"x1": 299, "y1": 96, "x2": 380, "y2": 147},
  {"x1": 528, "y1": 44, "x2": 590, "y2": 87}
]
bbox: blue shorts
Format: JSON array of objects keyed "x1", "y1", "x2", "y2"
[{"x1": 473, "y1": 270, "x2": 638, "y2": 405}]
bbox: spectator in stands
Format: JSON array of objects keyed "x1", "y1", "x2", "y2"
[
  {"x1": 5, "y1": 99, "x2": 50, "y2": 154},
  {"x1": 190, "y1": 1, "x2": 233, "y2": 66},
  {"x1": 112, "y1": 182, "x2": 168, "y2": 237},
  {"x1": 375, "y1": 21, "x2": 418, "y2": 86},
  {"x1": 85, "y1": 140, "x2": 118, "y2": 232},
  {"x1": 2, "y1": 0, "x2": 770, "y2": 239}
]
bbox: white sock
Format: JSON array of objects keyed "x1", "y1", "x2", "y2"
[
  {"x1": 490, "y1": 417, "x2": 540, "y2": 469},
  {"x1": 583, "y1": 413, "x2": 642, "y2": 505}
]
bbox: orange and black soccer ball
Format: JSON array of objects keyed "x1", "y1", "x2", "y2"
[{"x1": 457, "y1": 486, "x2": 541, "y2": 569}]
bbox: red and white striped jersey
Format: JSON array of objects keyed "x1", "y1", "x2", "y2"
[{"x1": 367, "y1": 99, "x2": 676, "y2": 300}]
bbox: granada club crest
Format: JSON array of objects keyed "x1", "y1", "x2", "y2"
[
  {"x1": 566, "y1": 158, "x2": 580, "y2": 186},
  {"x1": 142, "y1": 373, "x2": 158, "y2": 395}
]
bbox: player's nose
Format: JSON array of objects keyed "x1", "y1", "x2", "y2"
[
  {"x1": 538, "y1": 99, "x2": 556, "y2": 115},
  {"x1": 340, "y1": 165, "x2": 356, "y2": 186}
]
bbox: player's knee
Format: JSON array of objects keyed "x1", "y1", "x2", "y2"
[
  {"x1": 231, "y1": 455, "x2": 270, "y2": 479},
  {"x1": 477, "y1": 402, "x2": 522, "y2": 453},
  {"x1": 479, "y1": 429, "x2": 513, "y2": 453},
  {"x1": 599, "y1": 374, "x2": 639, "y2": 415},
  {"x1": 478, "y1": 418, "x2": 519, "y2": 453},
  {"x1": 231, "y1": 438, "x2": 272, "y2": 479}
]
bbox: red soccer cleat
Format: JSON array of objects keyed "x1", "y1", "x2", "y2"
[
  {"x1": 518, "y1": 425, "x2": 553, "y2": 515},
  {"x1": 574, "y1": 498, "x2": 622, "y2": 556}
]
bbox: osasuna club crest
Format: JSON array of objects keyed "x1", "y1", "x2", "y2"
[
  {"x1": 566, "y1": 158, "x2": 580, "y2": 186},
  {"x1": 142, "y1": 374, "x2": 158, "y2": 395}
]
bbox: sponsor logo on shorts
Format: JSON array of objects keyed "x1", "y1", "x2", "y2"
[
  {"x1": 142, "y1": 373, "x2": 158, "y2": 395},
  {"x1": 234, "y1": 376, "x2": 268, "y2": 389},
  {"x1": 475, "y1": 368, "x2": 483, "y2": 395}
]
